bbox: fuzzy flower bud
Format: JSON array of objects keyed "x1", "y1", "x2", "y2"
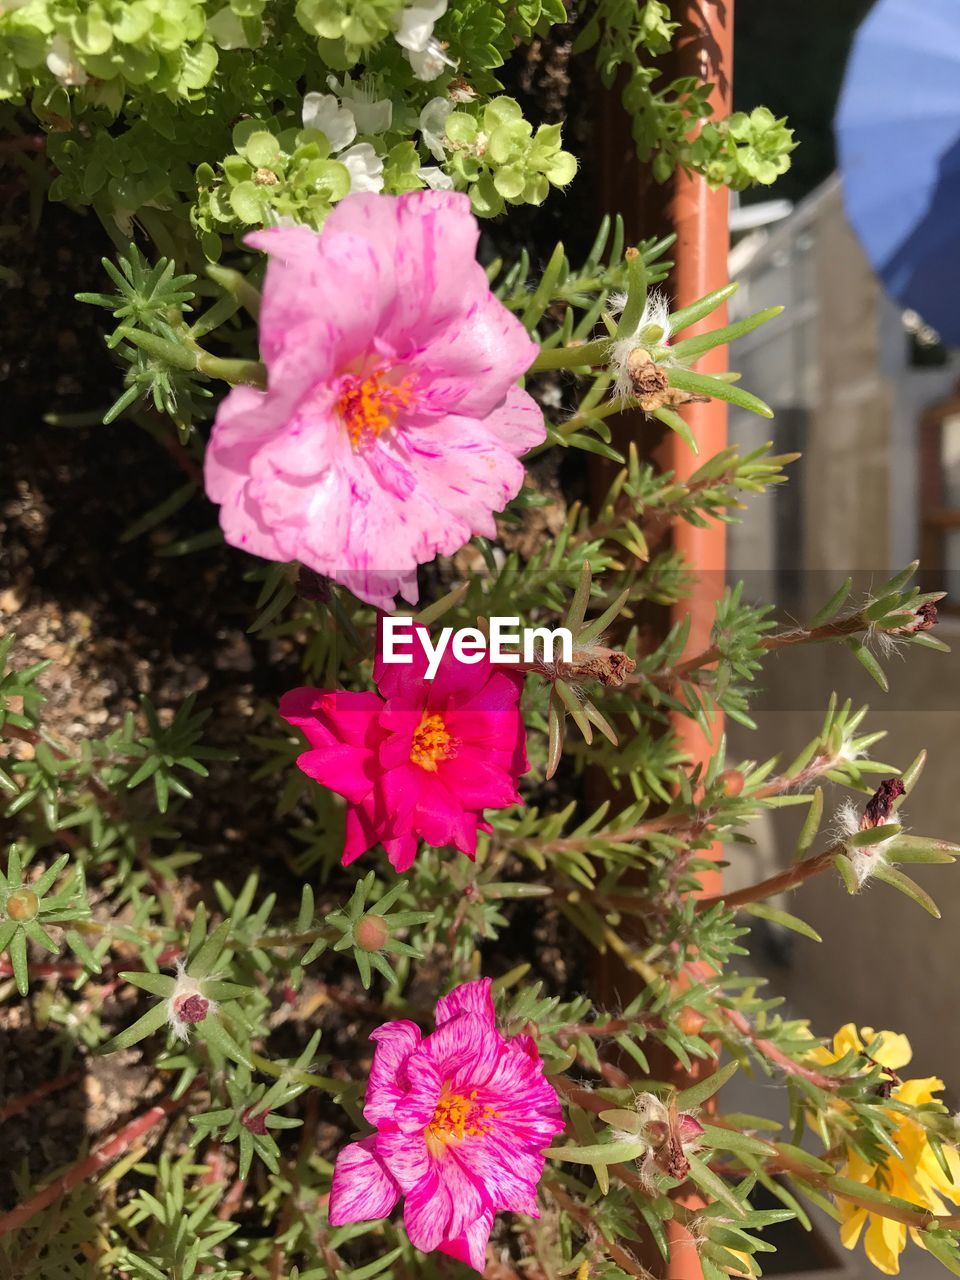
[
  {"x1": 610, "y1": 291, "x2": 672, "y2": 402},
  {"x1": 165, "y1": 961, "x2": 216, "y2": 1041},
  {"x1": 557, "y1": 644, "x2": 636, "y2": 687},
  {"x1": 632, "y1": 1092, "x2": 705, "y2": 1190},
  {"x1": 893, "y1": 600, "x2": 938, "y2": 635},
  {"x1": 608, "y1": 290, "x2": 710, "y2": 413},
  {"x1": 862, "y1": 778, "x2": 905, "y2": 828},
  {"x1": 836, "y1": 777, "x2": 905, "y2": 889}
]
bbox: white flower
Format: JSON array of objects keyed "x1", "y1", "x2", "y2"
[
  {"x1": 300, "y1": 93, "x2": 384, "y2": 193},
  {"x1": 418, "y1": 165, "x2": 454, "y2": 190},
  {"x1": 407, "y1": 38, "x2": 456, "y2": 81},
  {"x1": 165, "y1": 961, "x2": 217, "y2": 1042},
  {"x1": 302, "y1": 92, "x2": 357, "y2": 152},
  {"x1": 46, "y1": 35, "x2": 88, "y2": 87},
  {"x1": 609, "y1": 290, "x2": 674, "y2": 401},
  {"x1": 340, "y1": 143, "x2": 384, "y2": 193},
  {"x1": 395, "y1": 0, "x2": 447, "y2": 51},
  {"x1": 327, "y1": 74, "x2": 393, "y2": 135},
  {"x1": 394, "y1": 0, "x2": 455, "y2": 80},
  {"x1": 419, "y1": 96, "x2": 453, "y2": 160}
]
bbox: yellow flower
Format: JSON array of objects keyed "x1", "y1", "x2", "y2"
[
  {"x1": 810, "y1": 1025, "x2": 960, "y2": 1275},
  {"x1": 719, "y1": 1247, "x2": 758, "y2": 1277}
]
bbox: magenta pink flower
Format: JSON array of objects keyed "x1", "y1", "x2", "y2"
[
  {"x1": 203, "y1": 190, "x2": 544, "y2": 610},
  {"x1": 328, "y1": 978, "x2": 564, "y2": 1272},
  {"x1": 279, "y1": 623, "x2": 528, "y2": 871}
]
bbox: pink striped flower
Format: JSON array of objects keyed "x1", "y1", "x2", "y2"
[
  {"x1": 203, "y1": 190, "x2": 544, "y2": 610},
  {"x1": 328, "y1": 978, "x2": 564, "y2": 1272},
  {"x1": 279, "y1": 623, "x2": 528, "y2": 872}
]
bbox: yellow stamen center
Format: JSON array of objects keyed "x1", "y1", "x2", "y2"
[
  {"x1": 427, "y1": 1089, "x2": 499, "y2": 1151},
  {"x1": 336, "y1": 367, "x2": 415, "y2": 451},
  {"x1": 409, "y1": 712, "x2": 456, "y2": 772}
]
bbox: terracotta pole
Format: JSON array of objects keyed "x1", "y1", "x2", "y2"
[
  {"x1": 591, "y1": 9, "x2": 733, "y2": 1275},
  {"x1": 662, "y1": 1, "x2": 734, "y2": 895},
  {"x1": 662, "y1": 5, "x2": 733, "y2": 1277}
]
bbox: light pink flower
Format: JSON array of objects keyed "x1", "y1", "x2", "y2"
[
  {"x1": 279, "y1": 622, "x2": 528, "y2": 871},
  {"x1": 328, "y1": 978, "x2": 564, "y2": 1272},
  {"x1": 204, "y1": 190, "x2": 544, "y2": 610}
]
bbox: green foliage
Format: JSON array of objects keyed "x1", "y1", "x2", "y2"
[
  {"x1": 0, "y1": 846, "x2": 94, "y2": 994},
  {"x1": 443, "y1": 95, "x2": 578, "y2": 214},
  {"x1": 4, "y1": 558, "x2": 960, "y2": 1275},
  {"x1": 576, "y1": 0, "x2": 796, "y2": 188},
  {"x1": 5, "y1": 0, "x2": 794, "y2": 308},
  {"x1": 694, "y1": 106, "x2": 797, "y2": 190}
]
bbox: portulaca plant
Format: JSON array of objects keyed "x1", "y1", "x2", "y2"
[{"x1": 2, "y1": 2, "x2": 959, "y2": 1280}]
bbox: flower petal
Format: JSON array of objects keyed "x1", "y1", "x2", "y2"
[
  {"x1": 341, "y1": 143, "x2": 385, "y2": 194},
  {"x1": 329, "y1": 1137, "x2": 400, "y2": 1226},
  {"x1": 382, "y1": 830, "x2": 420, "y2": 872},
  {"x1": 863, "y1": 1211, "x2": 906, "y2": 1275},
  {"x1": 302, "y1": 92, "x2": 357, "y2": 151},
  {"x1": 365, "y1": 1020, "x2": 422, "y2": 1125},
  {"x1": 394, "y1": 0, "x2": 447, "y2": 51},
  {"x1": 403, "y1": 1168, "x2": 452, "y2": 1252},
  {"x1": 437, "y1": 1209, "x2": 495, "y2": 1274},
  {"x1": 435, "y1": 977, "x2": 496, "y2": 1028},
  {"x1": 206, "y1": 193, "x2": 545, "y2": 611},
  {"x1": 377, "y1": 1128, "x2": 432, "y2": 1191}
]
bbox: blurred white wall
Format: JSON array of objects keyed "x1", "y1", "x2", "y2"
[{"x1": 722, "y1": 176, "x2": 960, "y2": 1090}]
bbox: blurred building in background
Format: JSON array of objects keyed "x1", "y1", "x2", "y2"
[{"x1": 723, "y1": 175, "x2": 960, "y2": 1092}]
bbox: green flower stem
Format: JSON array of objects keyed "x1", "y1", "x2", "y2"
[
  {"x1": 195, "y1": 353, "x2": 267, "y2": 388},
  {"x1": 612, "y1": 248, "x2": 648, "y2": 338},
  {"x1": 668, "y1": 282, "x2": 739, "y2": 334},
  {"x1": 668, "y1": 305, "x2": 783, "y2": 362},
  {"x1": 529, "y1": 336, "x2": 610, "y2": 373},
  {"x1": 255, "y1": 926, "x2": 338, "y2": 949},
  {"x1": 116, "y1": 326, "x2": 266, "y2": 388},
  {"x1": 248, "y1": 1051, "x2": 342, "y2": 1093},
  {"x1": 555, "y1": 394, "x2": 628, "y2": 438},
  {"x1": 117, "y1": 327, "x2": 198, "y2": 371},
  {"x1": 765, "y1": 1146, "x2": 960, "y2": 1234},
  {"x1": 543, "y1": 1178, "x2": 649, "y2": 1280},
  {"x1": 206, "y1": 264, "x2": 262, "y2": 320},
  {"x1": 667, "y1": 367, "x2": 773, "y2": 418},
  {"x1": 524, "y1": 393, "x2": 628, "y2": 462},
  {"x1": 640, "y1": 611, "x2": 873, "y2": 688},
  {"x1": 2, "y1": 722, "x2": 125, "y2": 821},
  {"x1": 695, "y1": 841, "x2": 845, "y2": 911}
]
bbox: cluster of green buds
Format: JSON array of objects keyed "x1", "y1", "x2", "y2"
[
  {"x1": 441, "y1": 97, "x2": 578, "y2": 215},
  {"x1": 691, "y1": 106, "x2": 797, "y2": 191},
  {"x1": 194, "y1": 119, "x2": 356, "y2": 250},
  {"x1": 0, "y1": 0, "x2": 236, "y2": 105},
  {"x1": 293, "y1": 0, "x2": 403, "y2": 63}
]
